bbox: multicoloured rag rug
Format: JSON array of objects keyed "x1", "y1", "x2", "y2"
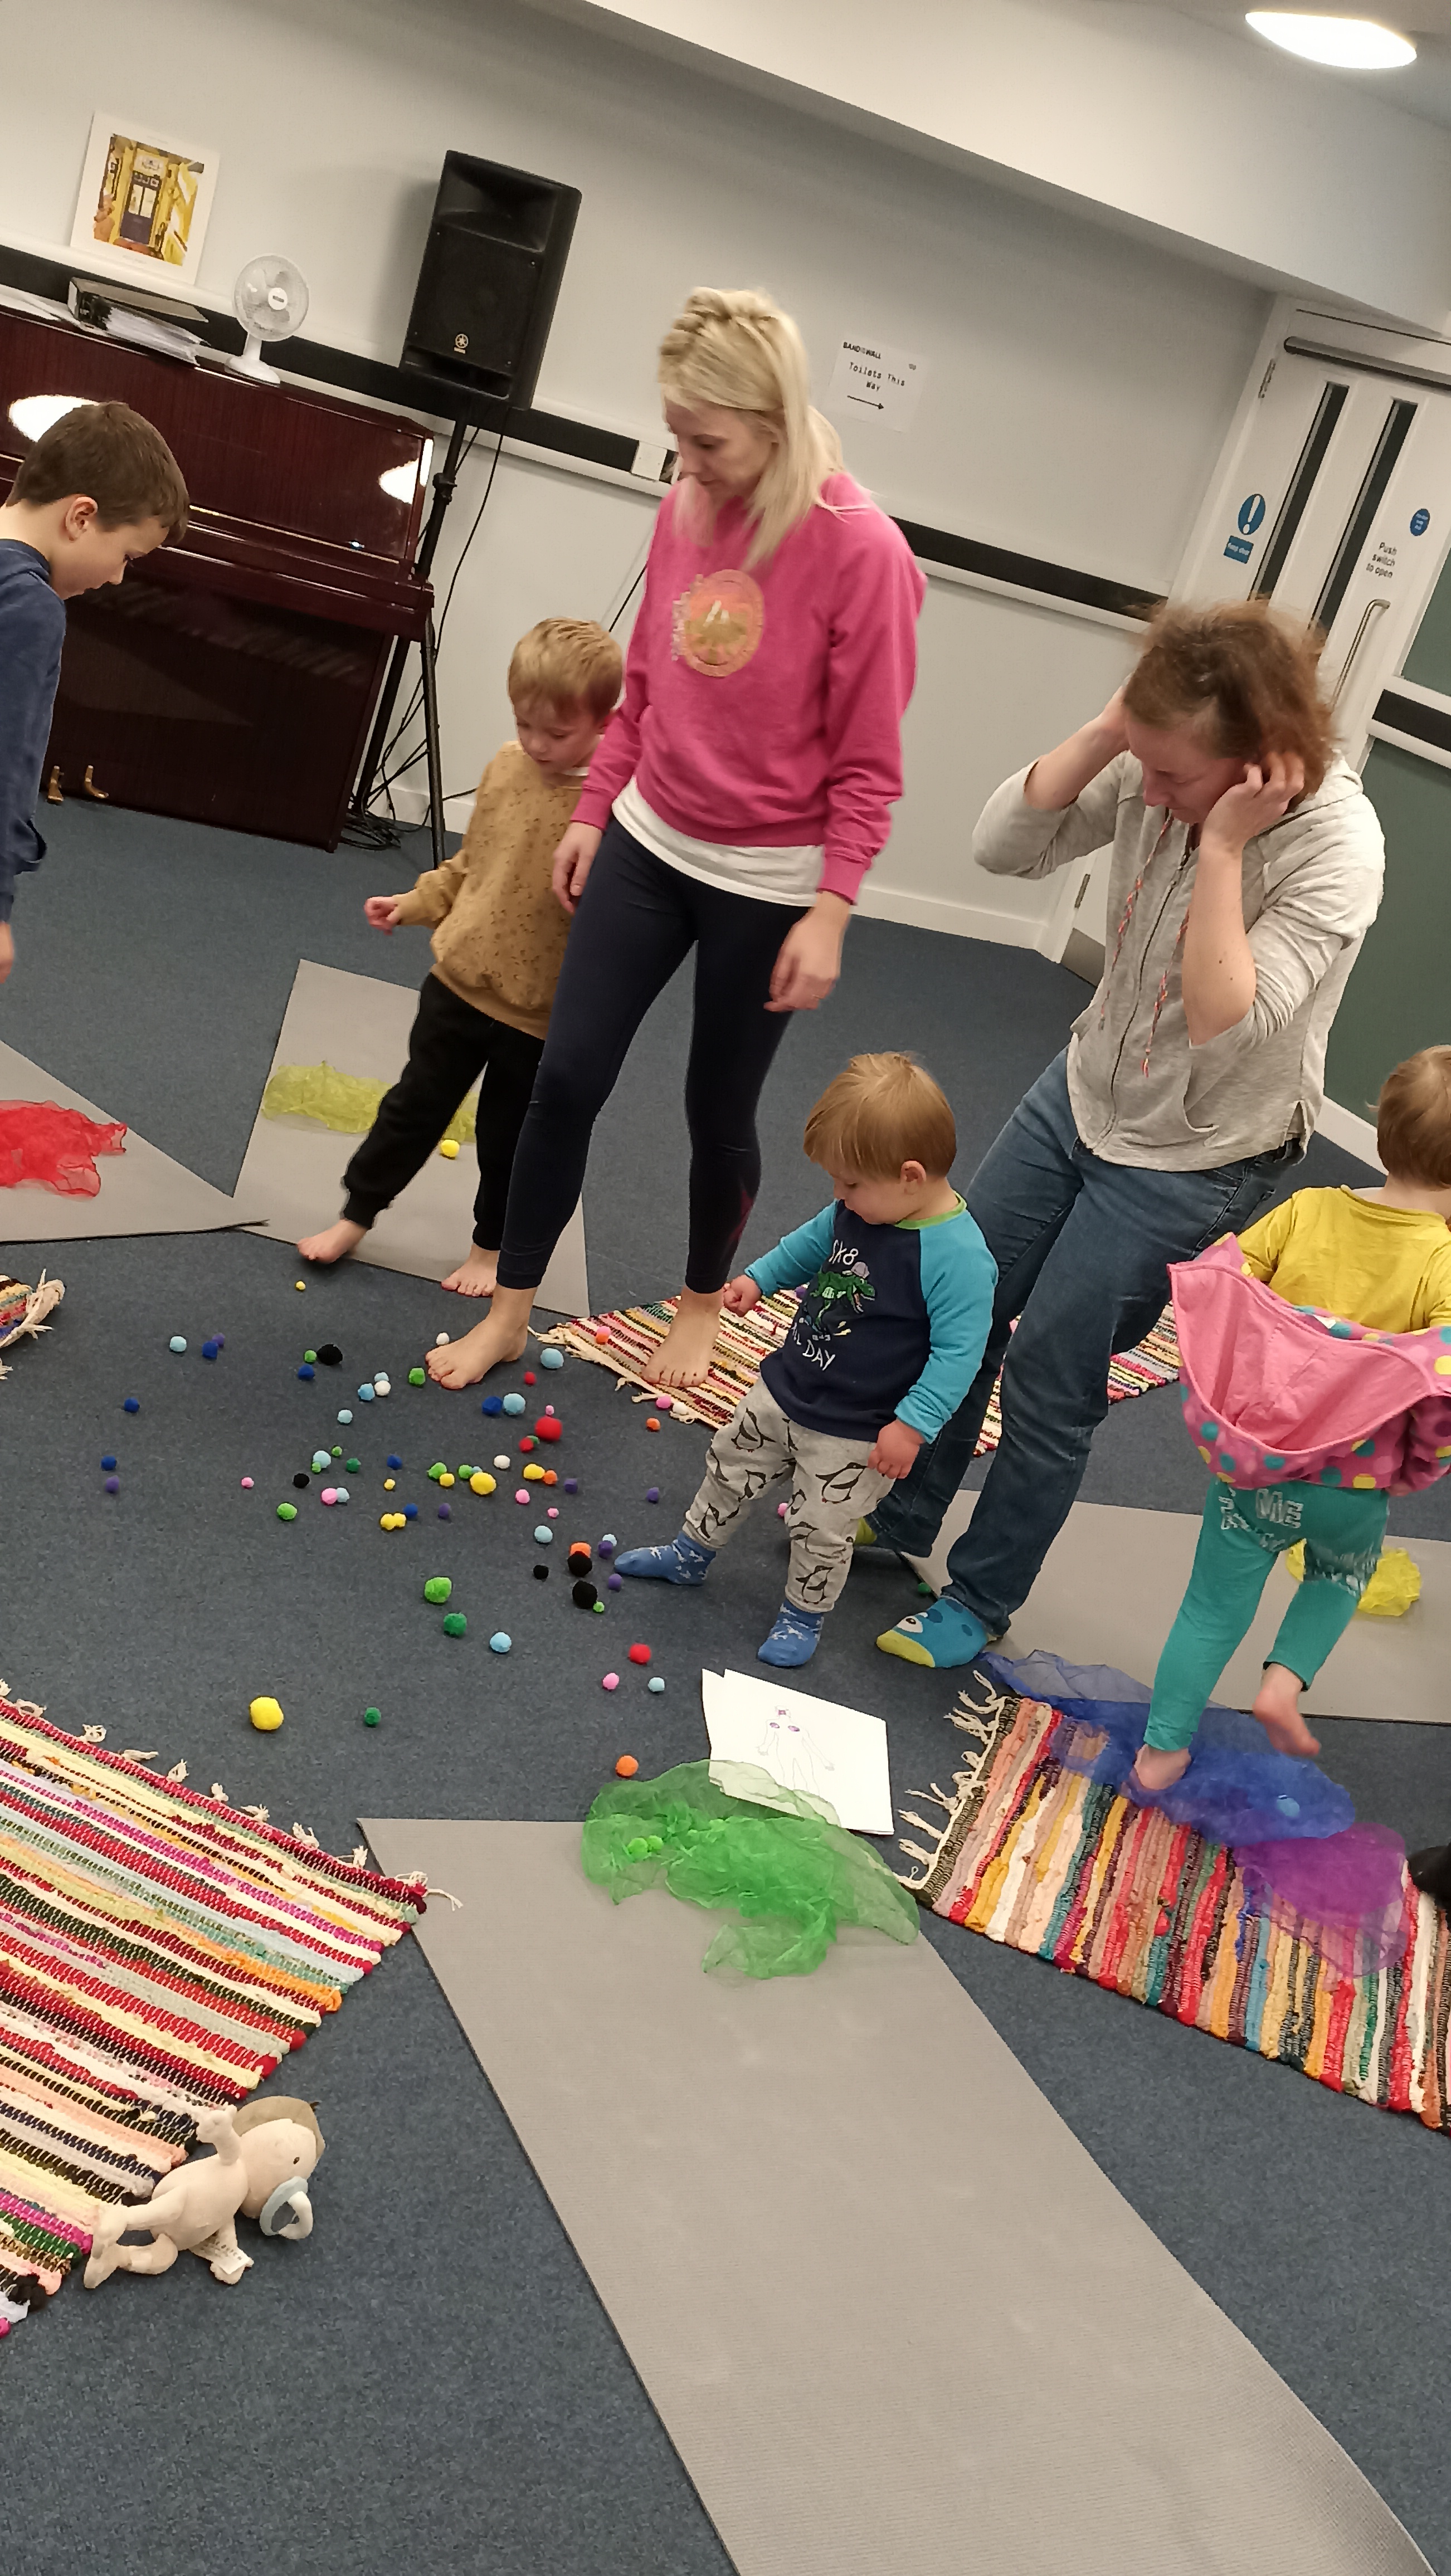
[
  {"x1": 0, "y1": 1694, "x2": 425, "y2": 2335},
  {"x1": 898, "y1": 1683, "x2": 1451, "y2": 2133},
  {"x1": 538, "y1": 1300, "x2": 1181, "y2": 1437}
]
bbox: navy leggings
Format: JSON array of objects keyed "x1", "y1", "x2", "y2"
[{"x1": 496, "y1": 819, "x2": 806, "y2": 1294}]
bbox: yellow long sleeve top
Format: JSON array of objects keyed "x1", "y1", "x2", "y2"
[{"x1": 1238, "y1": 1185, "x2": 1451, "y2": 1333}]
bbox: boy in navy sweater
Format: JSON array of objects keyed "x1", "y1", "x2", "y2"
[
  {"x1": 617, "y1": 1053, "x2": 996, "y2": 1666},
  {"x1": 0, "y1": 401, "x2": 187, "y2": 985}
]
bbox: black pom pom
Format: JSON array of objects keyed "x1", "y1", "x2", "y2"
[
  {"x1": 572, "y1": 1578, "x2": 598, "y2": 1609},
  {"x1": 316, "y1": 1342, "x2": 343, "y2": 1366},
  {"x1": 293, "y1": 1472, "x2": 310, "y2": 1489},
  {"x1": 532, "y1": 1563, "x2": 549, "y2": 1581}
]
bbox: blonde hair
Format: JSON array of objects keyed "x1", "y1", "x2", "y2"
[
  {"x1": 658, "y1": 287, "x2": 843, "y2": 569},
  {"x1": 1123, "y1": 600, "x2": 1335, "y2": 797},
  {"x1": 1376, "y1": 1047, "x2": 1451, "y2": 1184},
  {"x1": 804, "y1": 1053, "x2": 957, "y2": 1182},
  {"x1": 508, "y1": 618, "x2": 621, "y2": 721}
]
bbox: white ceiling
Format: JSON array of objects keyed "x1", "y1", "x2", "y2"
[{"x1": 1159, "y1": 0, "x2": 1451, "y2": 124}]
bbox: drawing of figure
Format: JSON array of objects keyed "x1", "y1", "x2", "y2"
[{"x1": 757, "y1": 1711, "x2": 835, "y2": 1796}]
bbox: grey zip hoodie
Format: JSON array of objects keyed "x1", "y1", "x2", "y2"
[{"x1": 973, "y1": 752, "x2": 1385, "y2": 1170}]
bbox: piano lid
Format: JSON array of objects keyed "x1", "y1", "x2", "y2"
[{"x1": 0, "y1": 305, "x2": 431, "y2": 569}]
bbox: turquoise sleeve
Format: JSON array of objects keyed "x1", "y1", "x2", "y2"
[
  {"x1": 898, "y1": 1219, "x2": 997, "y2": 1440},
  {"x1": 746, "y1": 1205, "x2": 839, "y2": 1297}
]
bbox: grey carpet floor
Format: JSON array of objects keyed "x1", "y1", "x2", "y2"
[{"x1": 2, "y1": 802, "x2": 1449, "y2": 2576}]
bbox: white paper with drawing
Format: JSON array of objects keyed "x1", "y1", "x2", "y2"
[{"x1": 701, "y1": 1669, "x2": 892, "y2": 1836}]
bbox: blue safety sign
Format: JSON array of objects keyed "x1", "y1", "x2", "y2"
[
  {"x1": 1224, "y1": 535, "x2": 1254, "y2": 564},
  {"x1": 1237, "y1": 492, "x2": 1267, "y2": 536},
  {"x1": 1410, "y1": 508, "x2": 1431, "y2": 536}
]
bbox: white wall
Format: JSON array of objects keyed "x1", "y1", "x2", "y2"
[
  {"x1": 3, "y1": 0, "x2": 1268, "y2": 936},
  {"x1": 543, "y1": 0, "x2": 1451, "y2": 331}
]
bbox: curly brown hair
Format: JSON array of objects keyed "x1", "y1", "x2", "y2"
[
  {"x1": 1376, "y1": 1047, "x2": 1451, "y2": 1185},
  {"x1": 1123, "y1": 599, "x2": 1335, "y2": 796}
]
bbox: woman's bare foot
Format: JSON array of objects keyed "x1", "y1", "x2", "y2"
[
  {"x1": 651, "y1": 1287, "x2": 724, "y2": 1389},
  {"x1": 441, "y1": 1245, "x2": 498, "y2": 1297},
  {"x1": 1132, "y1": 1744, "x2": 1192, "y2": 1795},
  {"x1": 427, "y1": 1285, "x2": 532, "y2": 1389},
  {"x1": 298, "y1": 1218, "x2": 366, "y2": 1265},
  {"x1": 1252, "y1": 1662, "x2": 1320, "y2": 1758}
]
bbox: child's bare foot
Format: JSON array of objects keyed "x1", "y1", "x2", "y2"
[
  {"x1": 1132, "y1": 1744, "x2": 1192, "y2": 1795},
  {"x1": 651, "y1": 1288, "x2": 724, "y2": 1389},
  {"x1": 441, "y1": 1246, "x2": 498, "y2": 1297},
  {"x1": 298, "y1": 1218, "x2": 366, "y2": 1265},
  {"x1": 1252, "y1": 1662, "x2": 1320, "y2": 1758},
  {"x1": 426, "y1": 1286, "x2": 531, "y2": 1388}
]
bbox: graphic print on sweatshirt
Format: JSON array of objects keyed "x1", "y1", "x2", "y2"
[
  {"x1": 793, "y1": 1242, "x2": 876, "y2": 1374},
  {"x1": 672, "y1": 569, "x2": 765, "y2": 677}
]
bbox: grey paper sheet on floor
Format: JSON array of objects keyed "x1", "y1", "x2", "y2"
[
  {"x1": 0, "y1": 1040, "x2": 259, "y2": 1240},
  {"x1": 235, "y1": 960, "x2": 588, "y2": 1309},
  {"x1": 910, "y1": 1494, "x2": 1451, "y2": 1726},
  {"x1": 361, "y1": 1816, "x2": 1430, "y2": 2576}
]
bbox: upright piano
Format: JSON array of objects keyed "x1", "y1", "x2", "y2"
[{"x1": 0, "y1": 308, "x2": 432, "y2": 847}]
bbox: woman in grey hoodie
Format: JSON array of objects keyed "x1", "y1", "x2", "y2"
[{"x1": 871, "y1": 600, "x2": 1386, "y2": 1672}]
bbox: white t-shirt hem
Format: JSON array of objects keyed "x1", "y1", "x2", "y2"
[{"x1": 613, "y1": 777, "x2": 821, "y2": 907}]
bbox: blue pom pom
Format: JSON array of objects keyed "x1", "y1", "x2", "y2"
[
  {"x1": 297, "y1": 1364, "x2": 315, "y2": 1380},
  {"x1": 501, "y1": 1392, "x2": 525, "y2": 1416},
  {"x1": 541, "y1": 1348, "x2": 564, "y2": 1370},
  {"x1": 481, "y1": 1394, "x2": 504, "y2": 1416}
]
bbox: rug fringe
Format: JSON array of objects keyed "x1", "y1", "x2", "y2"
[{"x1": 894, "y1": 1682, "x2": 1017, "y2": 1895}]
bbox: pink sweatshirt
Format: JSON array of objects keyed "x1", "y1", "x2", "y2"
[{"x1": 573, "y1": 472, "x2": 926, "y2": 902}]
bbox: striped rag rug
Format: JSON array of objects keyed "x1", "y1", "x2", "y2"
[
  {"x1": 537, "y1": 1300, "x2": 1181, "y2": 1439},
  {"x1": 0, "y1": 1694, "x2": 424, "y2": 2335},
  {"x1": 898, "y1": 1683, "x2": 1451, "y2": 2133}
]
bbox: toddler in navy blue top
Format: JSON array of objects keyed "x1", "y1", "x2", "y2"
[
  {"x1": 0, "y1": 402, "x2": 186, "y2": 988},
  {"x1": 617, "y1": 1053, "x2": 996, "y2": 1667}
]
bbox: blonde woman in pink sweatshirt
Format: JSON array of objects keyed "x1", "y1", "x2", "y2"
[{"x1": 430, "y1": 287, "x2": 926, "y2": 1393}]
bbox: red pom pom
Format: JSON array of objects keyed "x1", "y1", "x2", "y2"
[
  {"x1": 524, "y1": 1370, "x2": 536, "y2": 1384},
  {"x1": 628, "y1": 1642, "x2": 651, "y2": 1665},
  {"x1": 533, "y1": 1416, "x2": 564, "y2": 1442},
  {"x1": 519, "y1": 1436, "x2": 535, "y2": 1452}
]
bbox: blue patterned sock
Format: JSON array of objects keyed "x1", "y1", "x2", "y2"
[
  {"x1": 758, "y1": 1603, "x2": 825, "y2": 1667},
  {"x1": 613, "y1": 1531, "x2": 715, "y2": 1586}
]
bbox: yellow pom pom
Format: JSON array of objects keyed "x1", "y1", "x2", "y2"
[
  {"x1": 249, "y1": 1695, "x2": 285, "y2": 1733},
  {"x1": 439, "y1": 1471, "x2": 456, "y2": 1488},
  {"x1": 523, "y1": 1462, "x2": 546, "y2": 1481},
  {"x1": 384, "y1": 1477, "x2": 396, "y2": 1490},
  {"x1": 470, "y1": 1471, "x2": 496, "y2": 1495},
  {"x1": 439, "y1": 1138, "x2": 460, "y2": 1160}
]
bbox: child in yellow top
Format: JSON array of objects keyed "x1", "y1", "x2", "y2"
[
  {"x1": 299, "y1": 619, "x2": 621, "y2": 1293},
  {"x1": 1134, "y1": 1046, "x2": 1451, "y2": 1794}
]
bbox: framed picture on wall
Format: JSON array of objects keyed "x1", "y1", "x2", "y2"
[{"x1": 70, "y1": 115, "x2": 220, "y2": 294}]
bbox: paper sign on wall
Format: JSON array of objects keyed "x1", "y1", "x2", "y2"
[{"x1": 826, "y1": 335, "x2": 925, "y2": 434}]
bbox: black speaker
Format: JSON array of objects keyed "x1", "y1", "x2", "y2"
[{"x1": 401, "y1": 152, "x2": 580, "y2": 412}]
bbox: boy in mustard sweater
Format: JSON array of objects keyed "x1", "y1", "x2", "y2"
[{"x1": 299, "y1": 618, "x2": 621, "y2": 1292}]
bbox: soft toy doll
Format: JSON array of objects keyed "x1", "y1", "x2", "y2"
[{"x1": 83, "y1": 2096, "x2": 324, "y2": 2290}]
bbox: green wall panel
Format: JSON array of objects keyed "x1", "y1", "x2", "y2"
[{"x1": 1325, "y1": 739, "x2": 1451, "y2": 1116}]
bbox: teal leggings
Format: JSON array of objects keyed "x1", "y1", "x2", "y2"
[{"x1": 1146, "y1": 1480, "x2": 1389, "y2": 1753}]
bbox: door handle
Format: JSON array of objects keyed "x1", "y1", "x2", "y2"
[{"x1": 1331, "y1": 595, "x2": 1390, "y2": 706}]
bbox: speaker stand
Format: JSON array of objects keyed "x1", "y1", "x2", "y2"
[{"x1": 348, "y1": 410, "x2": 496, "y2": 865}]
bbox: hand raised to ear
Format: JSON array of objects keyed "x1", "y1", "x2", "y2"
[{"x1": 1202, "y1": 749, "x2": 1306, "y2": 852}]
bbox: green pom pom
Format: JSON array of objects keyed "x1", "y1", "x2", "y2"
[
  {"x1": 363, "y1": 1706, "x2": 381, "y2": 1728},
  {"x1": 423, "y1": 1575, "x2": 452, "y2": 1604},
  {"x1": 592, "y1": 1599, "x2": 605, "y2": 1613},
  {"x1": 427, "y1": 1461, "x2": 446, "y2": 1481},
  {"x1": 442, "y1": 1611, "x2": 468, "y2": 1637},
  {"x1": 276, "y1": 1502, "x2": 298, "y2": 1522},
  {"x1": 304, "y1": 1350, "x2": 318, "y2": 1364},
  {"x1": 408, "y1": 1367, "x2": 426, "y2": 1386},
  {"x1": 345, "y1": 1457, "x2": 361, "y2": 1474}
]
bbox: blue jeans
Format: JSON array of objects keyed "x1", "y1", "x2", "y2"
[{"x1": 871, "y1": 1052, "x2": 1299, "y2": 1635}]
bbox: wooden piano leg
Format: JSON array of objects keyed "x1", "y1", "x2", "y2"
[
  {"x1": 46, "y1": 767, "x2": 64, "y2": 803},
  {"x1": 82, "y1": 764, "x2": 110, "y2": 802}
]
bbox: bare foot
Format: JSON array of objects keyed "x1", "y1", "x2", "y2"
[
  {"x1": 441, "y1": 1245, "x2": 498, "y2": 1297},
  {"x1": 650, "y1": 1287, "x2": 724, "y2": 1390},
  {"x1": 298, "y1": 1218, "x2": 366, "y2": 1265},
  {"x1": 1252, "y1": 1662, "x2": 1320, "y2": 1758},
  {"x1": 427, "y1": 1285, "x2": 532, "y2": 1389},
  {"x1": 1132, "y1": 1744, "x2": 1192, "y2": 1795}
]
